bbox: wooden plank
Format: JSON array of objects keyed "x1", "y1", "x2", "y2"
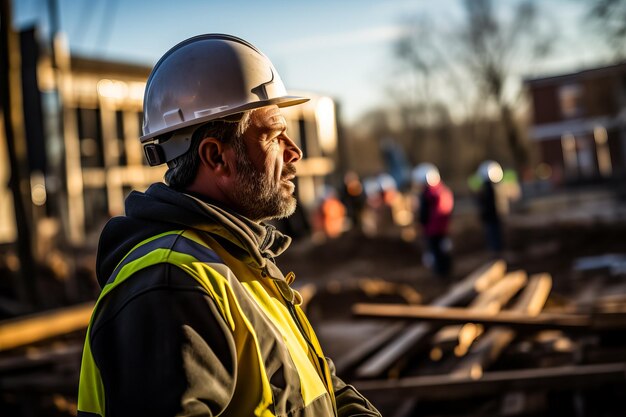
[
  {"x1": 451, "y1": 274, "x2": 552, "y2": 378},
  {"x1": 354, "y1": 260, "x2": 506, "y2": 379},
  {"x1": 432, "y1": 271, "x2": 527, "y2": 357},
  {"x1": 509, "y1": 273, "x2": 553, "y2": 317},
  {"x1": 428, "y1": 260, "x2": 508, "y2": 308},
  {"x1": 468, "y1": 271, "x2": 527, "y2": 310},
  {"x1": 0, "y1": 302, "x2": 94, "y2": 351},
  {"x1": 353, "y1": 362, "x2": 626, "y2": 401},
  {"x1": 334, "y1": 322, "x2": 406, "y2": 375},
  {"x1": 352, "y1": 303, "x2": 590, "y2": 331},
  {"x1": 0, "y1": 372, "x2": 79, "y2": 393},
  {"x1": 0, "y1": 343, "x2": 83, "y2": 372}
]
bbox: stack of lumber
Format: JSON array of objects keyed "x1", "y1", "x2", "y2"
[{"x1": 340, "y1": 260, "x2": 626, "y2": 416}]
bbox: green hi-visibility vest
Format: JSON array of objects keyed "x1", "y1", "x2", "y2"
[{"x1": 78, "y1": 229, "x2": 335, "y2": 416}]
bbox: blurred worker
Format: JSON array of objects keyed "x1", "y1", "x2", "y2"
[
  {"x1": 360, "y1": 177, "x2": 383, "y2": 236},
  {"x1": 412, "y1": 163, "x2": 454, "y2": 278},
  {"x1": 78, "y1": 34, "x2": 380, "y2": 417},
  {"x1": 314, "y1": 186, "x2": 347, "y2": 239},
  {"x1": 359, "y1": 174, "x2": 396, "y2": 237},
  {"x1": 476, "y1": 160, "x2": 505, "y2": 254},
  {"x1": 378, "y1": 172, "x2": 399, "y2": 207},
  {"x1": 340, "y1": 170, "x2": 366, "y2": 232},
  {"x1": 378, "y1": 173, "x2": 401, "y2": 232}
]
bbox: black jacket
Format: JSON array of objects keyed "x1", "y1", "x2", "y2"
[{"x1": 89, "y1": 183, "x2": 381, "y2": 417}]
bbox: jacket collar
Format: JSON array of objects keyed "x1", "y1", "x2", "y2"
[{"x1": 127, "y1": 183, "x2": 292, "y2": 278}]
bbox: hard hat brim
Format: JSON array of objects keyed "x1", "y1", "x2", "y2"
[{"x1": 140, "y1": 95, "x2": 309, "y2": 143}]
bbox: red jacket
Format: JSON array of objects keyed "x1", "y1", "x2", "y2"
[{"x1": 419, "y1": 182, "x2": 454, "y2": 237}]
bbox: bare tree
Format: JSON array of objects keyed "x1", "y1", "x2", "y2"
[
  {"x1": 387, "y1": 15, "x2": 466, "y2": 178},
  {"x1": 392, "y1": 0, "x2": 553, "y2": 179},
  {"x1": 585, "y1": 0, "x2": 626, "y2": 59},
  {"x1": 456, "y1": 0, "x2": 552, "y2": 177}
]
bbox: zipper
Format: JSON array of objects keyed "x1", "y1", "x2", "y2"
[{"x1": 274, "y1": 279, "x2": 337, "y2": 416}]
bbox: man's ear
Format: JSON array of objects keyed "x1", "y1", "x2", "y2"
[{"x1": 198, "y1": 137, "x2": 231, "y2": 176}]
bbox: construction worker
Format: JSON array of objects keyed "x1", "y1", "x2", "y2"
[
  {"x1": 476, "y1": 160, "x2": 505, "y2": 254},
  {"x1": 77, "y1": 34, "x2": 380, "y2": 417},
  {"x1": 412, "y1": 163, "x2": 454, "y2": 278},
  {"x1": 340, "y1": 171, "x2": 366, "y2": 232}
]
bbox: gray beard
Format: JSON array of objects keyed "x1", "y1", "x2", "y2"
[{"x1": 232, "y1": 152, "x2": 297, "y2": 222}]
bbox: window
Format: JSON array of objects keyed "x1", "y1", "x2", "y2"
[
  {"x1": 115, "y1": 110, "x2": 127, "y2": 165},
  {"x1": 83, "y1": 188, "x2": 108, "y2": 234},
  {"x1": 76, "y1": 108, "x2": 104, "y2": 167},
  {"x1": 558, "y1": 84, "x2": 584, "y2": 118}
]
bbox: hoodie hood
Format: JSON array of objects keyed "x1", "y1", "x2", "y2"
[{"x1": 96, "y1": 183, "x2": 291, "y2": 288}]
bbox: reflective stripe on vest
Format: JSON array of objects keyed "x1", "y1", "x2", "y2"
[{"x1": 78, "y1": 229, "x2": 334, "y2": 416}]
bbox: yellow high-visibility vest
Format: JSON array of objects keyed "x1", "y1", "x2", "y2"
[{"x1": 78, "y1": 229, "x2": 335, "y2": 417}]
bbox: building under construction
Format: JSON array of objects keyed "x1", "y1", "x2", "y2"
[{"x1": 1, "y1": 22, "x2": 343, "y2": 307}]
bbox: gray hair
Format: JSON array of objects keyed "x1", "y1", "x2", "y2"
[{"x1": 164, "y1": 111, "x2": 252, "y2": 190}]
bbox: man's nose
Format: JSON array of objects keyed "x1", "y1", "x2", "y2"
[{"x1": 283, "y1": 135, "x2": 303, "y2": 164}]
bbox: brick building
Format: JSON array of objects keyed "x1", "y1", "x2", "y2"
[{"x1": 524, "y1": 62, "x2": 626, "y2": 184}]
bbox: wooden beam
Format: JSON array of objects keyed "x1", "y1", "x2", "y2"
[
  {"x1": 0, "y1": 302, "x2": 94, "y2": 351},
  {"x1": 468, "y1": 270, "x2": 527, "y2": 310},
  {"x1": 353, "y1": 362, "x2": 626, "y2": 401},
  {"x1": 431, "y1": 271, "x2": 527, "y2": 357},
  {"x1": 0, "y1": 343, "x2": 83, "y2": 372},
  {"x1": 509, "y1": 273, "x2": 553, "y2": 317},
  {"x1": 352, "y1": 303, "x2": 591, "y2": 331},
  {"x1": 428, "y1": 260, "x2": 508, "y2": 307},
  {"x1": 0, "y1": 372, "x2": 79, "y2": 393},
  {"x1": 334, "y1": 322, "x2": 407, "y2": 375},
  {"x1": 451, "y1": 274, "x2": 552, "y2": 378},
  {"x1": 354, "y1": 260, "x2": 506, "y2": 379}
]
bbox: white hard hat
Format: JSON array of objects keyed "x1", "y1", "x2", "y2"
[
  {"x1": 377, "y1": 173, "x2": 397, "y2": 191},
  {"x1": 478, "y1": 160, "x2": 503, "y2": 183},
  {"x1": 412, "y1": 163, "x2": 440, "y2": 186},
  {"x1": 141, "y1": 34, "x2": 308, "y2": 165}
]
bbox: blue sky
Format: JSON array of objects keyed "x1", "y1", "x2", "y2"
[{"x1": 13, "y1": 0, "x2": 605, "y2": 123}]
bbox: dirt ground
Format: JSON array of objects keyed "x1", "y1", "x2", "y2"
[
  {"x1": 277, "y1": 186, "x2": 626, "y2": 415},
  {"x1": 280, "y1": 186, "x2": 626, "y2": 308}
]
